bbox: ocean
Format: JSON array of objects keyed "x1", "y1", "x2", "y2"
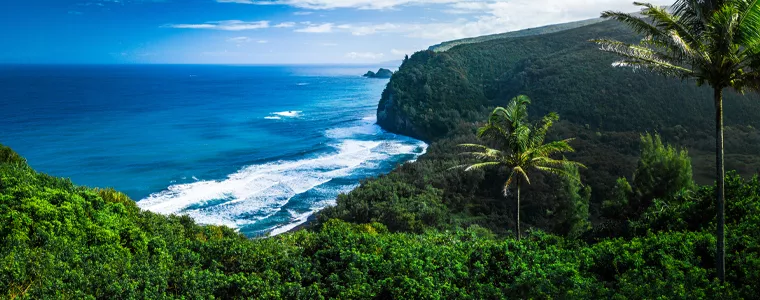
[{"x1": 0, "y1": 64, "x2": 426, "y2": 236}]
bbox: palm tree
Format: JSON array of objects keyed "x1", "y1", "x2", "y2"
[
  {"x1": 455, "y1": 95, "x2": 585, "y2": 240},
  {"x1": 592, "y1": 0, "x2": 760, "y2": 282}
]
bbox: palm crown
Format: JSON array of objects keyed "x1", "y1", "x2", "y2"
[
  {"x1": 593, "y1": 0, "x2": 760, "y2": 90},
  {"x1": 456, "y1": 95, "x2": 584, "y2": 239}
]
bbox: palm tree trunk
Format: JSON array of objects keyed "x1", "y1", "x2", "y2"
[
  {"x1": 715, "y1": 87, "x2": 726, "y2": 283},
  {"x1": 516, "y1": 178, "x2": 521, "y2": 240}
]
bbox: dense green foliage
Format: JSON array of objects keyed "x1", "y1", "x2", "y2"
[
  {"x1": 632, "y1": 133, "x2": 693, "y2": 210},
  {"x1": 455, "y1": 95, "x2": 584, "y2": 239},
  {"x1": 380, "y1": 19, "x2": 760, "y2": 141},
  {"x1": 602, "y1": 133, "x2": 693, "y2": 219},
  {"x1": 376, "y1": 19, "x2": 760, "y2": 184},
  {"x1": 596, "y1": 0, "x2": 760, "y2": 281},
  {"x1": 555, "y1": 163, "x2": 592, "y2": 239},
  {"x1": 2, "y1": 144, "x2": 759, "y2": 298},
  {"x1": 5, "y1": 3, "x2": 760, "y2": 297}
]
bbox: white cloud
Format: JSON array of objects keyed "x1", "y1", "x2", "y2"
[
  {"x1": 293, "y1": 11, "x2": 313, "y2": 15},
  {"x1": 228, "y1": 36, "x2": 253, "y2": 43},
  {"x1": 338, "y1": 23, "x2": 400, "y2": 36},
  {"x1": 260, "y1": 0, "x2": 672, "y2": 41},
  {"x1": 295, "y1": 23, "x2": 334, "y2": 33},
  {"x1": 200, "y1": 1, "x2": 673, "y2": 44},
  {"x1": 218, "y1": 0, "x2": 459, "y2": 10},
  {"x1": 227, "y1": 37, "x2": 269, "y2": 46},
  {"x1": 345, "y1": 52, "x2": 385, "y2": 59},
  {"x1": 274, "y1": 22, "x2": 296, "y2": 28},
  {"x1": 216, "y1": 0, "x2": 256, "y2": 3},
  {"x1": 167, "y1": 20, "x2": 270, "y2": 31}
]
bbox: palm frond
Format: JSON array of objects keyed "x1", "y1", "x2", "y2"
[
  {"x1": 513, "y1": 166, "x2": 531, "y2": 185},
  {"x1": 593, "y1": 39, "x2": 695, "y2": 78},
  {"x1": 530, "y1": 112, "x2": 559, "y2": 148},
  {"x1": 530, "y1": 156, "x2": 583, "y2": 168},
  {"x1": 601, "y1": 10, "x2": 667, "y2": 39},
  {"x1": 464, "y1": 161, "x2": 501, "y2": 172},
  {"x1": 737, "y1": 0, "x2": 760, "y2": 48},
  {"x1": 639, "y1": 2, "x2": 703, "y2": 51},
  {"x1": 459, "y1": 148, "x2": 504, "y2": 161},
  {"x1": 503, "y1": 171, "x2": 516, "y2": 196},
  {"x1": 503, "y1": 95, "x2": 530, "y2": 125},
  {"x1": 528, "y1": 139, "x2": 576, "y2": 158},
  {"x1": 534, "y1": 166, "x2": 582, "y2": 182},
  {"x1": 511, "y1": 124, "x2": 531, "y2": 152},
  {"x1": 458, "y1": 143, "x2": 490, "y2": 150}
]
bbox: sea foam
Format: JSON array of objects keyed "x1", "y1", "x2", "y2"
[
  {"x1": 138, "y1": 138, "x2": 424, "y2": 232},
  {"x1": 272, "y1": 111, "x2": 302, "y2": 118}
]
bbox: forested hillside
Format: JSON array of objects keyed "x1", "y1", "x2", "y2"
[
  {"x1": 379, "y1": 20, "x2": 760, "y2": 142},
  {"x1": 373, "y1": 19, "x2": 760, "y2": 230},
  {"x1": 3, "y1": 142, "x2": 760, "y2": 298}
]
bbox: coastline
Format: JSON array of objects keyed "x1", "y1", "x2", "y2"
[{"x1": 280, "y1": 134, "x2": 428, "y2": 236}]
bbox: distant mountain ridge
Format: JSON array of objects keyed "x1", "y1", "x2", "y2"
[{"x1": 428, "y1": 18, "x2": 606, "y2": 52}]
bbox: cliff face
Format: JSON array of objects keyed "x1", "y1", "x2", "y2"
[
  {"x1": 377, "y1": 88, "x2": 424, "y2": 140},
  {"x1": 376, "y1": 20, "x2": 760, "y2": 142},
  {"x1": 376, "y1": 51, "x2": 487, "y2": 141}
]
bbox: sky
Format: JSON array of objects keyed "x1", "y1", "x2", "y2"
[{"x1": 0, "y1": 0, "x2": 670, "y2": 64}]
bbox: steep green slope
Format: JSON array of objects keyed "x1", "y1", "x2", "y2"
[
  {"x1": 428, "y1": 18, "x2": 605, "y2": 52},
  {"x1": 4, "y1": 143, "x2": 760, "y2": 298},
  {"x1": 2, "y1": 144, "x2": 760, "y2": 298},
  {"x1": 379, "y1": 20, "x2": 760, "y2": 142}
]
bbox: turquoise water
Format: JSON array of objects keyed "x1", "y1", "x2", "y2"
[{"x1": 0, "y1": 65, "x2": 425, "y2": 236}]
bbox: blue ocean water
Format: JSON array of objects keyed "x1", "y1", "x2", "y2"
[{"x1": 0, "y1": 64, "x2": 425, "y2": 236}]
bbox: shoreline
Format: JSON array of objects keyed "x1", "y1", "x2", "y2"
[{"x1": 280, "y1": 136, "x2": 428, "y2": 236}]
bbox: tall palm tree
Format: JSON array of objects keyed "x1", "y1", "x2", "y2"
[
  {"x1": 456, "y1": 95, "x2": 585, "y2": 240},
  {"x1": 592, "y1": 0, "x2": 760, "y2": 282}
]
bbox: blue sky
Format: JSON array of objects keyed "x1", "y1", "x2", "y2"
[{"x1": 0, "y1": 0, "x2": 669, "y2": 64}]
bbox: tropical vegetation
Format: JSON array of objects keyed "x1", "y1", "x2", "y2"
[
  {"x1": 593, "y1": 0, "x2": 760, "y2": 281},
  {"x1": 454, "y1": 95, "x2": 584, "y2": 239},
  {"x1": 5, "y1": 0, "x2": 760, "y2": 297},
  {"x1": 3, "y1": 142, "x2": 760, "y2": 298}
]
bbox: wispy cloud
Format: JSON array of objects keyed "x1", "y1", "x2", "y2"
[
  {"x1": 295, "y1": 23, "x2": 333, "y2": 33},
  {"x1": 216, "y1": 0, "x2": 459, "y2": 10},
  {"x1": 337, "y1": 23, "x2": 400, "y2": 36},
  {"x1": 165, "y1": 20, "x2": 270, "y2": 31},
  {"x1": 274, "y1": 22, "x2": 296, "y2": 28},
  {"x1": 293, "y1": 11, "x2": 313, "y2": 15},
  {"x1": 345, "y1": 52, "x2": 384, "y2": 59},
  {"x1": 216, "y1": 0, "x2": 256, "y2": 3},
  {"x1": 227, "y1": 37, "x2": 269, "y2": 47},
  {"x1": 269, "y1": 0, "x2": 670, "y2": 41},
  {"x1": 227, "y1": 36, "x2": 253, "y2": 43}
]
